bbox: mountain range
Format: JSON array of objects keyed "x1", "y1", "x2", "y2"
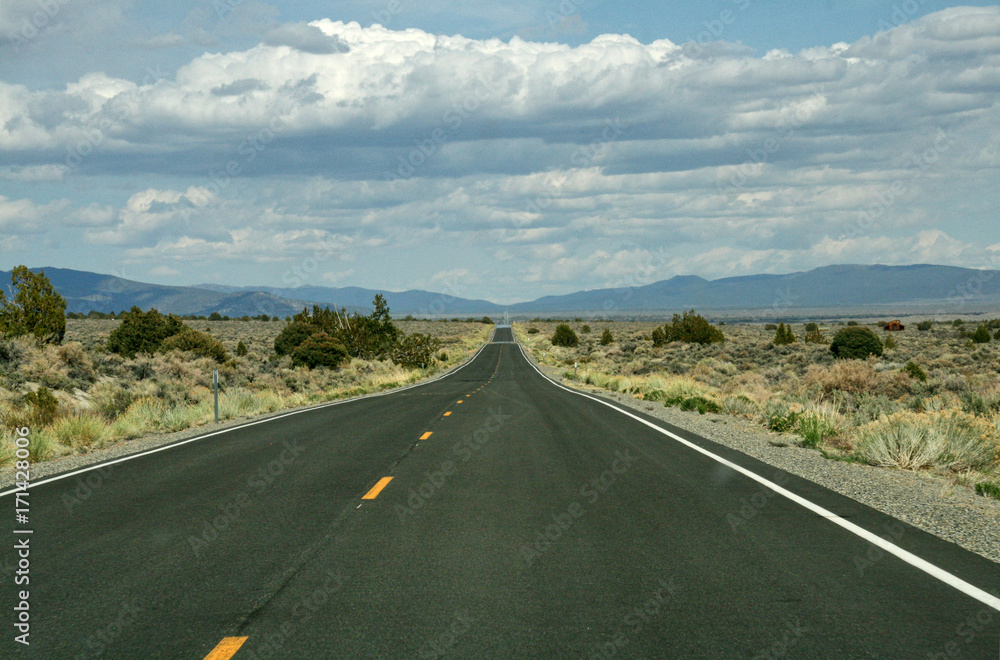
[{"x1": 4, "y1": 264, "x2": 1000, "y2": 319}]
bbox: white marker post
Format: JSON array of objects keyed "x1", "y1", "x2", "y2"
[{"x1": 213, "y1": 369, "x2": 219, "y2": 423}]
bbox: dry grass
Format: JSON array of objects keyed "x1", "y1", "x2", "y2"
[
  {"x1": 0, "y1": 319, "x2": 490, "y2": 468},
  {"x1": 516, "y1": 319, "x2": 1000, "y2": 484}
]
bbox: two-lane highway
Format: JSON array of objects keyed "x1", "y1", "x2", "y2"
[{"x1": 2, "y1": 326, "x2": 999, "y2": 657}]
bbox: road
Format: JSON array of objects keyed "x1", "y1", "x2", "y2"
[{"x1": 2, "y1": 326, "x2": 999, "y2": 658}]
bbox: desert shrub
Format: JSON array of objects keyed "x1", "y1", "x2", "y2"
[
  {"x1": 917, "y1": 320, "x2": 934, "y2": 331},
  {"x1": 527, "y1": 328, "x2": 540, "y2": 335},
  {"x1": 798, "y1": 413, "x2": 838, "y2": 448},
  {"x1": 773, "y1": 322, "x2": 796, "y2": 345},
  {"x1": 90, "y1": 384, "x2": 136, "y2": 421},
  {"x1": 678, "y1": 396, "x2": 722, "y2": 414},
  {"x1": 970, "y1": 324, "x2": 991, "y2": 343},
  {"x1": 51, "y1": 413, "x2": 110, "y2": 450},
  {"x1": 830, "y1": 327, "x2": 883, "y2": 360},
  {"x1": 57, "y1": 342, "x2": 96, "y2": 384},
  {"x1": 902, "y1": 362, "x2": 927, "y2": 382},
  {"x1": 107, "y1": 307, "x2": 185, "y2": 358},
  {"x1": 976, "y1": 481, "x2": 1000, "y2": 499},
  {"x1": 804, "y1": 328, "x2": 827, "y2": 344},
  {"x1": 274, "y1": 321, "x2": 317, "y2": 356},
  {"x1": 855, "y1": 410, "x2": 996, "y2": 471},
  {"x1": 959, "y1": 391, "x2": 990, "y2": 417},
  {"x1": 0, "y1": 266, "x2": 67, "y2": 344},
  {"x1": 437, "y1": 351, "x2": 448, "y2": 362},
  {"x1": 391, "y1": 333, "x2": 440, "y2": 369},
  {"x1": 762, "y1": 400, "x2": 800, "y2": 433},
  {"x1": 804, "y1": 323, "x2": 819, "y2": 332},
  {"x1": 236, "y1": 340, "x2": 248, "y2": 357},
  {"x1": 723, "y1": 395, "x2": 759, "y2": 418},
  {"x1": 764, "y1": 324, "x2": 778, "y2": 331},
  {"x1": 17, "y1": 386, "x2": 60, "y2": 427},
  {"x1": 551, "y1": 324, "x2": 579, "y2": 347},
  {"x1": 651, "y1": 327, "x2": 666, "y2": 346},
  {"x1": 805, "y1": 361, "x2": 878, "y2": 396},
  {"x1": 581, "y1": 325, "x2": 591, "y2": 334},
  {"x1": 600, "y1": 328, "x2": 613, "y2": 345},
  {"x1": 884, "y1": 335, "x2": 897, "y2": 349},
  {"x1": 291, "y1": 333, "x2": 349, "y2": 369},
  {"x1": 661, "y1": 310, "x2": 724, "y2": 345},
  {"x1": 847, "y1": 321, "x2": 859, "y2": 326},
  {"x1": 160, "y1": 328, "x2": 229, "y2": 363}
]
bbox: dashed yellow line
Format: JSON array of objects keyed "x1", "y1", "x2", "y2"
[
  {"x1": 443, "y1": 412, "x2": 452, "y2": 417},
  {"x1": 419, "y1": 431, "x2": 433, "y2": 440},
  {"x1": 362, "y1": 476, "x2": 393, "y2": 500},
  {"x1": 457, "y1": 400, "x2": 463, "y2": 404},
  {"x1": 203, "y1": 637, "x2": 248, "y2": 660}
]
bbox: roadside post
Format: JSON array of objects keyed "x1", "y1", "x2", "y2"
[{"x1": 213, "y1": 369, "x2": 219, "y2": 423}]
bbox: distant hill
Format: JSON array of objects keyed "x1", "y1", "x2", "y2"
[
  {"x1": 194, "y1": 284, "x2": 504, "y2": 316},
  {"x1": 508, "y1": 264, "x2": 1000, "y2": 315},
  {"x1": 0, "y1": 268, "x2": 311, "y2": 317},
  {"x1": 7, "y1": 264, "x2": 1000, "y2": 319}
]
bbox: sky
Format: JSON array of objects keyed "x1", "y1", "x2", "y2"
[{"x1": 1, "y1": 1, "x2": 999, "y2": 304}]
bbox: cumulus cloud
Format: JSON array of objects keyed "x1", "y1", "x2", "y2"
[
  {"x1": 3, "y1": 8, "x2": 1000, "y2": 299},
  {"x1": 264, "y1": 22, "x2": 349, "y2": 54}
]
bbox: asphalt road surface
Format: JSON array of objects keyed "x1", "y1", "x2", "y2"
[{"x1": 2, "y1": 326, "x2": 999, "y2": 658}]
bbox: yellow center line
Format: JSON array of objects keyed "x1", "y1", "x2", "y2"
[
  {"x1": 362, "y1": 476, "x2": 393, "y2": 500},
  {"x1": 457, "y1": 400, "x2": 463, "y2": 404},
  {"x1": 203, "y1": 637, "x2": 248, "y2": 660},
  {"x1": 444, "y1": 412, "x2": 452, "y2": 417},
  {"x1": 420, "y1": 431, "x2": 433, "y2": 440}
]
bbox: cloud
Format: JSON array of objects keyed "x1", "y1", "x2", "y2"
[
  {"x1": 0, "y1": 164, "x2": 66, "y2": 181},
  {"x1": 264, "y1": 22, "x2": 349, "y2": 54},
  {"x1": 149, "y1": 265, "x2": 180, "y2": 277}
]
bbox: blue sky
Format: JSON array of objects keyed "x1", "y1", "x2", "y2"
[{"x1": 1, "y1": 1, "x2": 999, "y2": 303}]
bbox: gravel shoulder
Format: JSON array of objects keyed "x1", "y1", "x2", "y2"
[{"x1": 528, "y1": 358, "x2": 1000, "y2": 566}]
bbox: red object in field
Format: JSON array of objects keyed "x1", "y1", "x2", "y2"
[{"x1": 884, "y1": 320, "x2": 905, "y2": 331}]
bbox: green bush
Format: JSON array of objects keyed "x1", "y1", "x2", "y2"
[
  {"x1": 830, "y1": 326, "x2": 883, "y2": 360},
  {"x1": 274, "y1": 321, "x2": 316, "y2": 356},
  {"x1": 236, "y1": 340, "x2": 248, "y2": 357},
  {"x1": 678, "y1": 396, "x2": 722, "y2": 415},
  {"x1": 391, "y1": 333, "x2": 441, "y2": 369},
  {"x1": 661, "y1": 310, "x2": 724, "y2": 345},
  {"x1": 551, "y1": 324, "x2": 579, "y2": 347},
  {"x1": 976, "y1": 481, "x2": 1000, "y2": 500},
  {"x1": 291, "y1": 333, "x2": 348, "y2": 369},
  {"x1": 764, "y1": 324, "x2": 778, "y2": 331},
  {"x1": 916, "y1": 320, "x2": 934, "y2": 331},
  {"x1": 107, "y1": 307, "x2": 185, "y2": 358},
  {"x1": 600, "y1": 328, "x2": 613, "y2": 345},
  {"x1": 798, "y1": 414, "x2": 837, "y2": 448},
  {"x1": 884, "y1": 334, "x2": 897, "y2": 350},
  {"x1": 847, "y1": 320, "x2": 859, "y2": 326},
  {"x1": 581, "y1": 325, "x2": 591, "y2": 334},
  {"x1": 651, "y1": 327, "x2": 666, "y2": 346},
  {"x1": 902, "y1": 362, "x2": 928, "y2": 382},
  {"x1": 804, "y1": 322, "x2": 819, "y2": 332},
  {"x1": 527, "y1": 327, "x2": 540, "y2": 335},
  {"x1": 804, "y1": 328, "x2": 827, "y2": 344},
  {"x1": 0, "y1": 266, "x2": 67, "y2": 344},
  {"x1": 970, "y1": 324, "x2": 991, "y2": 343},
  {"x1": 773, "y1": 322, "x2": 796, "y2": 345},
  {"x1": 19, "y1": 387, "x2": 59, "y2": 427},
  {"x1": 160, "y1": 328, "x2": 229, "y2": 363}
]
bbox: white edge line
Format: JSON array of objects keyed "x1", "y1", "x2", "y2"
[
  {"x1": 0, "y1": 333, "x2": 497, "y2": 498},
  {"x1": 515, "y1": 341, "x2": 1000, "y2": 613}
]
